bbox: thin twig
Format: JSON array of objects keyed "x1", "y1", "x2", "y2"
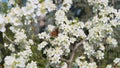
[
  {"x1": 60, "y1": 57, "x2": 69, "y2": 63},
  {"x1": 69, "y1": 40, "x2": 84, "y2": 62},
  {"x1": 4, "y1": 34, "x2": 17, "y2": 45},
  {"x1": 67, "y1": 40, "x2": 84, "y2": 68}
]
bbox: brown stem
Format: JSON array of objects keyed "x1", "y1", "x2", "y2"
[
  {"x1": 4, "y1": 34, "x2": 17, "y2": 45},
  {"x1": 67, "y1": 40, "x2": 84, "y2": 68},
  {"x1": 113, "y1": 62, "x2": 119, "y2": 68},
  {"x1": 60, "y1": 57, "x2": 69, "y2": 63}
]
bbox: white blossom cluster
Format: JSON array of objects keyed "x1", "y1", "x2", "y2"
[
  {"x1": 75, "y1": 56, "x2": 97, "y2": 68},
  {"x1": 4, "y1": 34, "x2": 33, "y2": 68},
  {"x1": 4, "y1": 49, "x2": 32, "y2": 68},
  {"x1": 44, "y1": 47, "x2": 63, "y2": 64},
  {"x1": 1, "y1": 0, "x2": 40, "y2": 68},
  {"x1": 37, "y1": 0, "x2": 120, "y2": 67},
  {"x1": 0, "y1": 0, "x2": 119, "y2": 68},
  {"x1": 106, "y1": 58, "x2": 120, "y2": 68},
  {"x1": 87, "y1": 0, "x2": 109, "y2": 12},
  {"x1": 1, "y1": 0, "x2": 57, "y2": 67},
  {"x1": 88, "y1": 0, "x2": 108, "y2": 7},
  {"x1": 113, "y1": 58, "x2": 120, "y2": 64},
  {"x1": 82, "y1": 0, "x2": 120, "y2": 61}
]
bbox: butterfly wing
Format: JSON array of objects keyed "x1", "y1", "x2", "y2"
[{"x1": 50, "y1": 28, "x2": 58, "y2": 37}]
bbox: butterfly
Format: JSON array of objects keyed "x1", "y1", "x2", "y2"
[{"x1": 50, "y1": 28, "x2": 59, "y2": 37}]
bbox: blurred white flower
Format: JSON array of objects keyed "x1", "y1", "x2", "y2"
[
  {"x1": 88, "y1": 62, "x2": 97, "y2": 68},
  {"x1": 38, "y1": 32, "x2": 50, "y2": 39},
  {"x1": 8, "y1": 44, "x2": 15, "y2": 52},
  {"x1": 28, "y1": 39, "x2": 34, "y2": 45},
  {"x1": 106, "y1": 36, "x2": 118, "y2": 47},
  {"x1": 14, "y1": 31, "x2": 27, "y2": 43},
  {"x1": 61, "y1": 62, "x2": 67, "y2": 68},
  {"x1": 28, "y1": 0, "x2": 39, "y2": 4},
  {"x1": 99, "y1": 44, "x2": 105, "y2": 51},
  {"x1": 47, "y1": 25, "x2": 55, "y2": 32},
  {"x1": 26, "y1": 61, "x2": 37, "y2": 68},
  {"x1": 15, "y1": 57, "x2": 26, "y2": 68},
  {"x1": 4, "y1": 43, "x2": 9, "y2": 47},
  {"x1": 0, "y1": 15, "x2": 6, "y2": 32},
  {"x1": 83, "y1": 42, "x2": 95, "y2": 57},
  {"x1": 55, "y1": 9, "x2": 66, "y2": 23},
  {"x1": 4, "y1": 56, "x2": 15, "y2": 68},
  {"x1": 37, "y1": 41, "x2": 48, "y2": 50},
  {"x1": 95, "y1": 50, "x2": 104, "y2": 60},
  {"x1": 106, "y1": 64, "x2": 112, "y2": 68},
  {"x1": 113, "y1": 58, "x2": 120, "y2": 64},
  {"x1": 44, "y1": 0, "x2": 56, "y2": 12},
  {"x1": 8, "y1": 0, "x2": 15, "y2": 5}
]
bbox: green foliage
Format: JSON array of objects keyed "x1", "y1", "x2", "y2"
[
  {"x1": 0, "y1": 2, "x2": 8, "y2": 13},
  {"x1": 39, "y1": 0, "x2": 44, "y2": 3},
  {"x1": 30, "y1": 45, "x2": 48, "y2": 68}
]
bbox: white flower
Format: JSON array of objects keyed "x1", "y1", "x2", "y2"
[
  {"x1": 39, "y1": 3, "x2": 48, "y2": 16},
  {"x1": 26, "y1": 61, "x2": 37, "y2": 68},
  {"x1": 17, "y1": 49, "x2": 32, "y2": 59},
  {"x1": 36, "y1": 9, "x2": 41, "y2": 16},
  {"x1": 83, "y1": 42, "x2": 95, "y2": 57},
  {"x1": 11, "y1": 17, "x2": 22, "y2": 26},
  {"x1": 79, "y1": 29, "x2": 86, "y2": 39},
  {"x1": 28, "y1": 0, "x2": 39, "y2": 4},
  {"x1": 22, "y1": 3, "x2": 35, "y2": 16},
  {"x1": 88, "y1": 62, "x2": 97, "y2": 68},
  {"x1": 50, "y1": 55, "x2": 61, "y2": 64},
  {"x1": 76, "y1": 57, "x2": 97, "y2": 68},
  {"x1": 78, "y1": 21, "x2": 85, "y2": 28},
  {"x1": 106, "y1": 64, "x2": 112, "y2": 68},
  {"x1": 99, "y1": 17, "x2": 109, "y2": 23},
  {"x1": 44, "y1": 0, "x2": 56, "y2": 12},
  {"x1": 14, "y1": 31, "x2": 27, "y2": 43},
  {"x1": 8, "y1": 44, "x2": 15, "y2": 52},
  {"x1": 38, "y1": 32, "x2": 50, "y2": 39},
  {"x1": 55, "y1": 9, "x2": 66, "y2": 23},
  {"x1": 69, "y1": 37, "x2": 76, "y2": 43},
  {"x1": 99, "y1": 44, "x2": 105, "y2": 51},
  {"x1": 15, "y1": 57, "x2": 26, "y2": 68},
  {"x1": 4, "y1": 56, "x2": 15, "y2": 67},
  {"x1": 110, "y1": 19, "x2": 118, "y2": 27},
  {"x1": 8, "y1": 0, "x2": 15, "y2": 5},
  {"x1": 28, "y1": 39, "x2": 34, "y2": 45},
  {"x1": 61, "y1": 62, "x2": 67, "y2": 68},
  {"x1": 61, "y1": 3, "x2": 71, "y2": 12},
  {"x1": 106, "y1": 36, "x2": 118, "y2": 47},
  {"x1": 25, "y1": 45, "x2": 31, "y2": 50},
  {"x1": 60, "y1": 23, "x2": 71, "y2": 33},
  {"x1": 63, "y1": 0, "x2": 72, "y2": 4},
  {"x1": 45, "y1": 47, "x2": 63, "y2": 64},
  {"x1": 113, "y1": 58, "x2": 120, "y2": 64},
  {"x1": 9, "y1": 26, "x2": 17, "y2": 33},
  {"x1": 37, "y1": 41, "x2": 48, "y2": 50},
  {"x1": 79, "y1": 56, "x2": 85, "y2": 60},
  {"x1": 4, "y1": 43, "x2": 9, "y2": 47},
  {"x1": 95, "y1": 50, "x2": 104, "y2": 60},
  {"x1": 47, "y1": 25, "x2": 55, "y2": 32},
  {"x1": 12, "y1": 6, "x2": 23, "y2": 16}
]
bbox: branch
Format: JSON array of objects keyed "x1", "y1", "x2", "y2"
[
  {"x1": 60, "y1": 57, "x2": 69, "y2": 63},
  {"x1": 4, "y1": 34, "x2": 17, "y2": 45},
  {"x1": 67, "y1": 40, "x2": 84, "y2": 68},
  {"x1": 69, "y1": 40, "x2": 84, "y2": 62}
]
